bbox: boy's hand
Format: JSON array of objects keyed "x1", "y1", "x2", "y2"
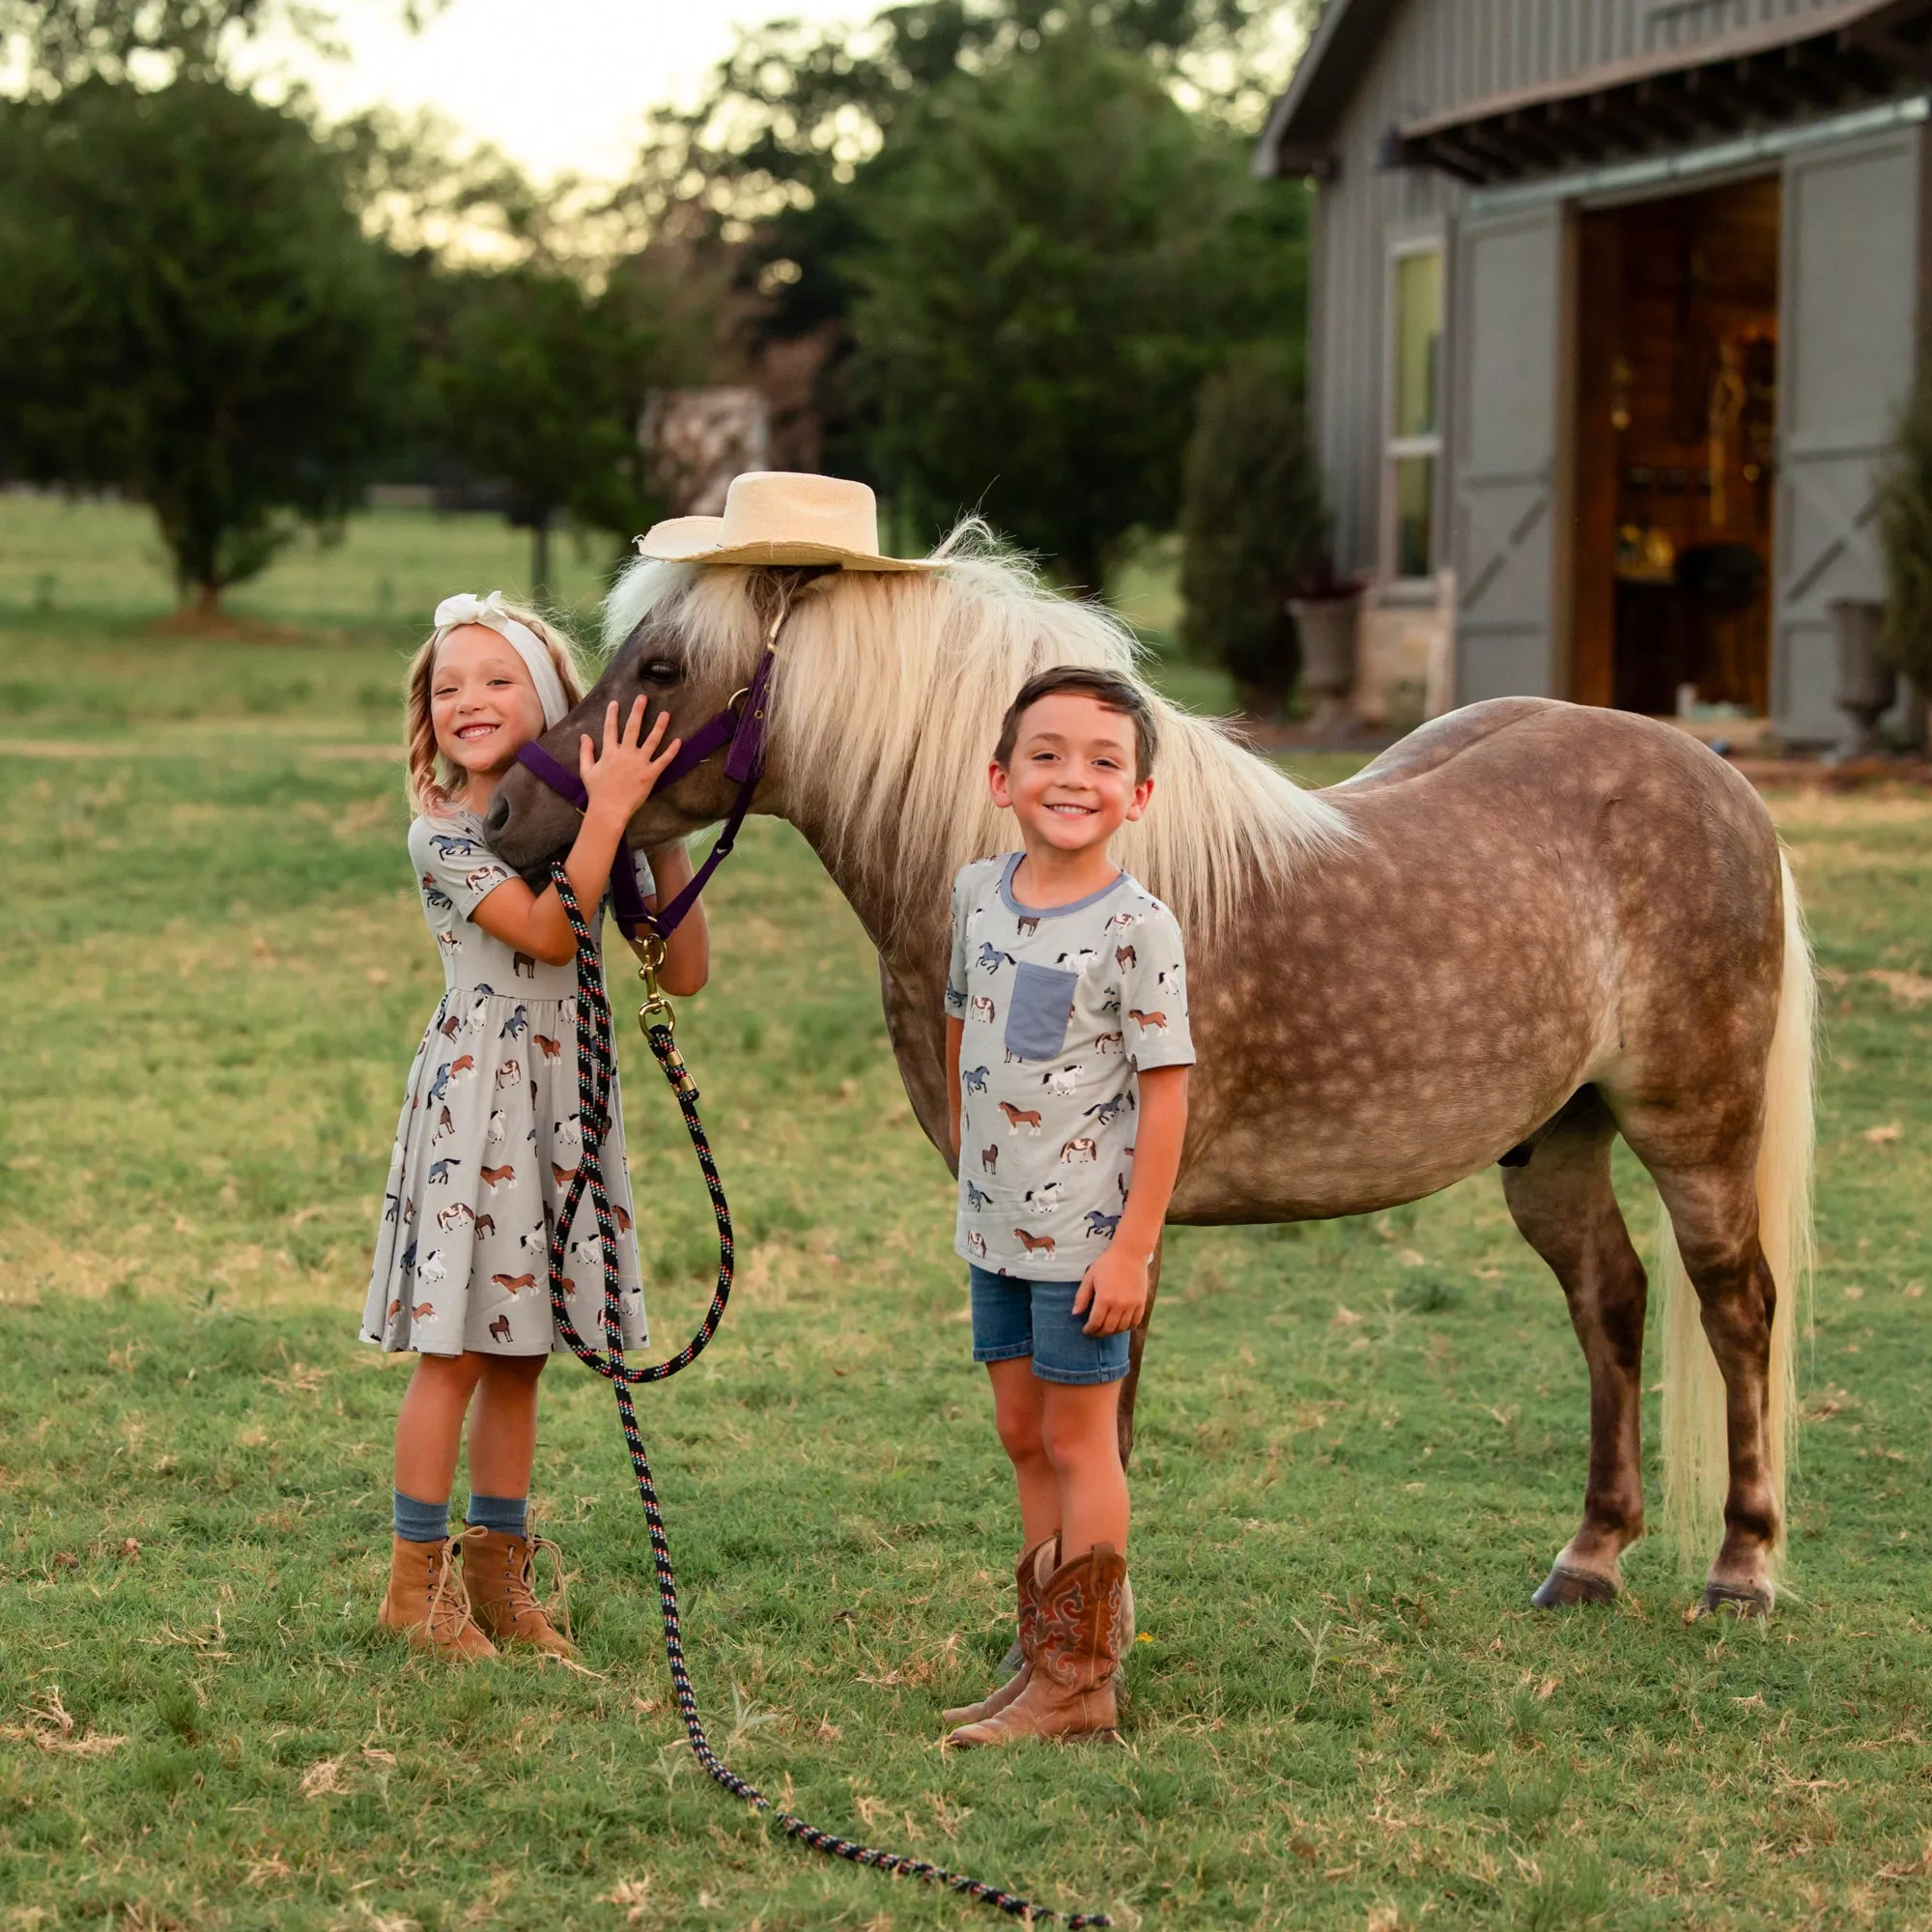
[
  {"x1": 1073, "y1": 1245, "x2": 1149, "y2": 1336},
  {"x1": 582, "y1": 696, "x2": 680, "y2": 825}
]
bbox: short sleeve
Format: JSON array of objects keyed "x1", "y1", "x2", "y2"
[
  {"x1": 409, "y1": 815, "x2": 514, "y2": 919},
  {"x1": 1119, "y1": 902, "x2": 1194, "y2": 1071},
  {"x1": 595, "y1": 847, "x2": 657, "y2": 925},
  {"x1": 945, "y1": 867, "x2": 972, "y2": 1017}
]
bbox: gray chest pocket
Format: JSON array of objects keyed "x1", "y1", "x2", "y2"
[{"x1": 1004, "y1": 962, "x2": 1081, "y2": 1062}]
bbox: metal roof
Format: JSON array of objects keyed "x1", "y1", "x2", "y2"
[
  {"x1": 1255, "y1": 0, "x2": 1932, "y2": 184},
  {"x1": 1253, "y1": 0, "x2": 1400, "y2": 180}
]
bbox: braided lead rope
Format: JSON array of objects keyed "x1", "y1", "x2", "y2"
[{"x1": 543, "y1": 864, "x2": 1111, "y2": 1929}]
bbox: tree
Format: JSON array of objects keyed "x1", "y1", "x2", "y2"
[
  {"x1": 842, "y1": 24, "x2": 1252, "y2": 588},
  {"x1": 1179, "y1": 347, "x2": 1328, "y2": 706},
  {"x1": 0, "y1": 0, "x2": 447, "y2": 96},
  {"x1": 1877, "y1": 343, "x2": 1932, "y2": 693},
  {"x1": 430, "y1": 267, "x2": 668, "y2": 598},
  {"x1": 622, "y1": 0, "x2": 1315, "y2": 499},
  {"x1": 0, "y1": 78, "x2": 399, "y2": 611}
]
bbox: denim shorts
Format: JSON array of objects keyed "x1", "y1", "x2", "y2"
[{"x1": 968, "y1": 1264, "x2": 1131, "y2": 1386}]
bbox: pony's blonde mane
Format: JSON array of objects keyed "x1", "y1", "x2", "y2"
[{"x1": 604, "y1": 524, "x2": 1351, "y2": 941}]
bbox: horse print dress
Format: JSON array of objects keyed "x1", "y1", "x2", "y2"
[{"x1": 361, "y1": 809, "x2": 652, "y2": 1359}]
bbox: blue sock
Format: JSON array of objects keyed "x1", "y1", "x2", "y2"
[
  {"x1": 465, "y1": 1492, "x2": 528, "y2": 1540},
  {"x1": 392, "y1": 1490, "x2": 449, "y2": 1544}
]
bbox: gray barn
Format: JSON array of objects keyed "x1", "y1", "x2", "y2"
[{"x1": 1255, "y1": 0, "x2": 1932, "y2": 740}]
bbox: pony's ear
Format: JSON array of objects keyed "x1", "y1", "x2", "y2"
[{"x1": 751, "y1": 562, "x2": 839, "y2": 625}]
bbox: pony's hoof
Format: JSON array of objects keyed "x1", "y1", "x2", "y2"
[
  {"x1": 998, "y1": 1636, "x2": 1024, "y2": 1675},
  {"x1": 1531, "y1": 1563, "x2": 1619, "y2": 1609},
  {"x1": 1689, "y1": 1580, "x2": 1773, "y2": 1621}
]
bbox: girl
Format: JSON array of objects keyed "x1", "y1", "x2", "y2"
[{"x1": 363, "y1": 590, "x2": 708, "y2": 1660}]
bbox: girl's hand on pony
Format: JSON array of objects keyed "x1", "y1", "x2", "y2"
[
  {"x1": 470, "y1": 701, "x2": 683, "y2": 969},
  {"x1": 1073, "y1": 1246, "x2": 1149, "y2": 1336},
  {"x1": 582, "y1": 696, "x2": 681, "y2": 831}
]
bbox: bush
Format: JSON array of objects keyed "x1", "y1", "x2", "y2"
[
  {"x1": 1878, "y1": 342, "x2": 1932, "y2": 690},
  {"x1": 1179, "y1": 349, "x2": 1330, "y2": 709}
]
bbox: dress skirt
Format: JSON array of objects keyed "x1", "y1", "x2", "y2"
[{"x1": 362, "y1": 984, "x2": 649, "y2": 1357}]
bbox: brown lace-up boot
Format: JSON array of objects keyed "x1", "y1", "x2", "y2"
[
  {"x1": 460, "y1": 1525, "x2": 577, "y2": 1657},
  {"x1": 379, "y1": 1535, "x2": 497, "y2": 1660},
  {"x1": 942, "y1": 1534, "x2": 1059, "y2": 1727},
  {"x1": 945, "y1": 1543, "x2": 1128, "y2": 1747}
]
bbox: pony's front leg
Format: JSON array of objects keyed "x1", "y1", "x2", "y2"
[{"x1": 1117, "y1": 1235, "x2": 1163, "y2": 1470}]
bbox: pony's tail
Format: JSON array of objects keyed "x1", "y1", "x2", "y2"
[{"x1": 1660, "y1": 851, "x2": 1816, "y2": 1576}]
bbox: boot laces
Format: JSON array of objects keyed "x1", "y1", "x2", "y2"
[
  {"x1": 425, "y1": 1535, "x2": 484, "y2": 1646},
  {"x1": 521, "y1": 1532, "x2": 573, "y2": 1640},
  {"x1": 482, "y1": 1527, "x2": 572, "y2": 1640}
]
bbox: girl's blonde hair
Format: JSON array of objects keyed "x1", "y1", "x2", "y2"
[{"x1": 404, "y1": 601, "x2": 588, "y2": 816}]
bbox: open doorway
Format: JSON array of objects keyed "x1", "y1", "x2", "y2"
[{"x1": 1572, "y1": 177, "x2": 1780, "y2": 716}]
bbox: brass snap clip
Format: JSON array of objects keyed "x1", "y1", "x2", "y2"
[{"x1": 636, "y1": 931, "x2": 675, "y2": 1037}]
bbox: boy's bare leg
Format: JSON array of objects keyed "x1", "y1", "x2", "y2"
[
  {"x1": 1041, "y1": 1379, "x2": 1127, "y2": 1559},
  {"x1": 986, "y1": 1357, "x2": 1058, "y2": 1546},
  {"x1": 947, "y1": 1376, "x2": 1130, "y2": 1745}
]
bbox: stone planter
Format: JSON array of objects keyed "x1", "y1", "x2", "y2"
[
  {"x1": 1829, "y1": 598, "x2": 1894, "y2": 760},
  {"x1": 1289, "y1": 589, "x2": 1365, "y2": 735}
]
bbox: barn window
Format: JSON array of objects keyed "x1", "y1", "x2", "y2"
[{"x1": 1384, "y1": 242, "x2": 1444, "y2": 585}]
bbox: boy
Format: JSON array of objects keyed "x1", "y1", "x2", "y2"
[{"x1": 940, "y1": 666, "x2": 1192, "y2": 1747}]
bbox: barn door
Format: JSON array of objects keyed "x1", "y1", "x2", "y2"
[
  {"x1": 1449, "y1": 203, "x2": 1567, "y2": 704},
  {"x1": 1775, "y1": 128, "x2": 1924, "y2": 740}
]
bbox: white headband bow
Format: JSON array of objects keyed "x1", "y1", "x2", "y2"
[{"x1": 433, "y1": 590, "x2": 570, "y2": 728}]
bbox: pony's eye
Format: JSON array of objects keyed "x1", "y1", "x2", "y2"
[{"x1": 639, "y1": 658, "x2": 681, "y2": 685}]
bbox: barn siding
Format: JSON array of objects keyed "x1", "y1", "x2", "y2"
[{"x1": 1310, "y1": 0, "x2": 1842, "y2": 573}]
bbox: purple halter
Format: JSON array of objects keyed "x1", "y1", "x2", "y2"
[{"x1": 513, "y1": 623, "x2": 779, "y2": 944}]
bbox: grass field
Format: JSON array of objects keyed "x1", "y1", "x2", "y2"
[
  {"x1": 3, "y1": 501, "x2": 1932, "y2": 1930},
  {"x1": 0, "y1": 495, "x2": 617, "y2": 628}
]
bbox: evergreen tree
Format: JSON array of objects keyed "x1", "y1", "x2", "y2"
[
  {"x1": 1179, "y1": 347, "x2": 1329, "y2": 706},
  {"x1": 0, "y1": 78, "x2": 399, "y2": 611},
  {"x1": 627, "y1": 0, "x2": 1313, "y2": 580},
  {"x1": 845, "y1": 25, "x2": 1246, "y2": 588},
  {"x1": 430, "y1": 268, "x2": 667, "y2": 599},
  {"x1": 1877, "y1": 344, "x2": 1932, "y2": 691}
]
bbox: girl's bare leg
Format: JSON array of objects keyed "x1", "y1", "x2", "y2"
[
  {"x1": 393, "y1": 1352, "x2": 487, "y2": 1504},
  {"x1": 986, "y1": 1357, "x2": 1058, "y2": 1548},
  {"x1": 467, "y1": 1354, "x2": 548, "y2": 1500},
  {"x1": 1040, "y1": 1380, "x2": 1127, "y2": 1559}
]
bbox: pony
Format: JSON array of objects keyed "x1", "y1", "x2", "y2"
[{"x1": 484, "y1": 530, "x2": 1815, "y2": 1620}]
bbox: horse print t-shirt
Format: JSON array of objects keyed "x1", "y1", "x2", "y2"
[{"x1": 946, "y1": 854, "x2": 1193, "y2": 1281}]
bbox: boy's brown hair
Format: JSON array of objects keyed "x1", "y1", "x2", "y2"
[{"x1": 993, "y1": 666, "x2": 1158, "y2": 781}]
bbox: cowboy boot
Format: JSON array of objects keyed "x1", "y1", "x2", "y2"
[
  {"x1": 379, "y1": 1535, "x2": 497, "y2": 1660},
  {"x1": 942, "y1": 1534, "x2": 1058, "y2": 1727},
  {"x1": 945, "y1": 1543, "x2": 1128, "y2": 1747},
  {"x1": 460, "y1": 1524, "x2": 577, "y2": 1657}
]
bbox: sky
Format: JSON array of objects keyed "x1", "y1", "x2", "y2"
[{"x1": 248, "y1": 0, "x2": 867, "y2": 185}]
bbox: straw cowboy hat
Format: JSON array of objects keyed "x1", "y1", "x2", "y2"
[{"x1": 633, "y1": 471, "x2": 939, "y2": 572}]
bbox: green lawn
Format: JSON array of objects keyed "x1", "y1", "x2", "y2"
[
  {"x1": 0, "y1": 495, "x2": 617, "y2": 627},
  {"x1": 4, "y1": 506, "x2": 1932, "y2": 1930}
]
